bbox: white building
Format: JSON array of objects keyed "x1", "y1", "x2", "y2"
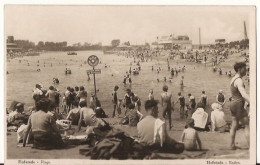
[{"x1": 154, "y1": 35, "x2": 192, "y2": 50}]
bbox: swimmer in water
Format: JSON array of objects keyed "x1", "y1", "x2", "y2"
[
  {"x1": 123, "y1": 76, "x2": 127, "y2": 85},
  {"x1": 171, "y1": 68, "x2": 175, "y2": 77},
  {"x1": 129, "y1": 76, "x2": 132, "y2": 84},
  {"x1": 219, "y1": 68, "x2": 222, "y2": 75},
  {"x1": 228, "y1": 71, "x2": 232, "y2": 77}
]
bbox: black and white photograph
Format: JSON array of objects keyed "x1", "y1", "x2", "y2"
[{"x1": 4, "y1": 5, "x2": 256, "y2": 165}]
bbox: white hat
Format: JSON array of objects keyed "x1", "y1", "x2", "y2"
[{"x1": 211, "y1": 103, "x2": 222, "y2": 110}]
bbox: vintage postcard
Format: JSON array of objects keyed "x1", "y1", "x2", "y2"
[{"x1": 4, "y1": 5, "x2": 256, "y2": 165}]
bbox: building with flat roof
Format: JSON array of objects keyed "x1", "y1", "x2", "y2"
[
  {"x1": 154, "y1": 35, "x2": 192, "y2": 50},
  {"x1": 215, "y1": 39, "x2": 226, "y2": 45},
  {"x1": 6, "y1": 36, "x2": 21, "y2": 52}
]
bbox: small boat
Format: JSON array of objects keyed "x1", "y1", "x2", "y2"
[{"x1": 67, "y1": 52, "x2": 77, "y2": 55}]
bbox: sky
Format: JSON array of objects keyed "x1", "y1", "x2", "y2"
[{"x1": 4, "y1": 5, "x2": 254, "y2": 45}]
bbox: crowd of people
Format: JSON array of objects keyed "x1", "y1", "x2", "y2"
[{"x1": 6, "y1": 44, "x2": 251, "y2": 159}]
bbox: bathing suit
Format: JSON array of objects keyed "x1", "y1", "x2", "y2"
[{"x1": 230, "y1": 77, "x2": 247, "y2": 119}]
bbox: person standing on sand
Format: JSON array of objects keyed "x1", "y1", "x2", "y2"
[
  {"x1": 112, "y1": 85, "x2": 119, "y2": 118},
  {"x1": 216, "y1": 89, "x2": 226, "y2": 106},
  {"x1": 200, "y1": 91, "x2": 207, "y2": 108},
  {"x1": 77, "y1": 86, "x2": 88, "y2": 104},
  {"x1": 188, "y1": 93, "x2": 196, "y2": 109},
  {"x1": 148, "y1": 89, "x2": 154, "y2": 100},
  {"x1": 161, "y1": 85, "x2": 174, "y2": 130},
  {"x1": 175, "y1": 92, "x2": 186, "y2": 119},
  {"x1": 45, "y1": 86, "x2": 56, "y2": 106},
  {"x1": 180, "y1": 118, "x2": 202, "y2": 151},
  {"x1": 229, "y1": 62, "x2": 250, "y2": 150},
  {"x1": 123, "y1": 89, "x2": 132, "y2": 115}
]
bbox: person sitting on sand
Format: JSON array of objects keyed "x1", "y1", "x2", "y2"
[
  {"x1": 77, "y1": 101, "x2": 107, "y2": 135},
  {"x1": 89, "y1": 94, "x2": 96, "y2": 110},
  {"x1": 211, "y1": 103, "x2": 227, "y2": 133},
  {"x1": 216, "y1": 89, "x2": 226, "y2": 106},
  {"x1": 180, "y1": 118, "x2": 202, "y2": 151},
  {"x1": 95, "y1": 97, "x2": 107, "y2": 118},
  {"x1": 137, "y1": 100, "x2": 184, "y2": 153},
  {"x1": 7, "y1": 103, "x2": 28, "y2": 127},
  {"x1": 66, "y1": 101, "x2": 80, "y2": 125},
  {"x1": 23, "y1": 98, "x2": 66, "y2": 149},
  {"x1": 191, "y1": 103, "x2": 209, "y2": 131}
]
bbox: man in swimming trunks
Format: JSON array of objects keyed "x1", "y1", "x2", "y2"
[
  {"x1": 175, "y1": 92, "x2": 186, "y2": 119},
  {"x1": 161, "y1": 85, "x2": 174, "y2": 130},
  {"x1": 230, "y1": 62, "x2": 250, "y2": 150},
  {"x1": 200, "y1": 91, "x2": 207, "y2": 108}
]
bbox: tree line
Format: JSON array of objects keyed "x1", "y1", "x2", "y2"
[{"x1": 14, "y1": 40, "x2": 102, "y2": 51}]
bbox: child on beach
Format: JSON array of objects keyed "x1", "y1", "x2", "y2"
[{"x1": 180, "y1": 118, "x2": 202, "y2": 151}]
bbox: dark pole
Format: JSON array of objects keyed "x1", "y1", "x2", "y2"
[{"x1": 93, "y1": 66, "x2": 97, "y2": 97}]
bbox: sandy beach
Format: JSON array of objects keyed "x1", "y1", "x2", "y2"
[{"x1": 5, "y1": 49, "x2": 250, "y2": 159}]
